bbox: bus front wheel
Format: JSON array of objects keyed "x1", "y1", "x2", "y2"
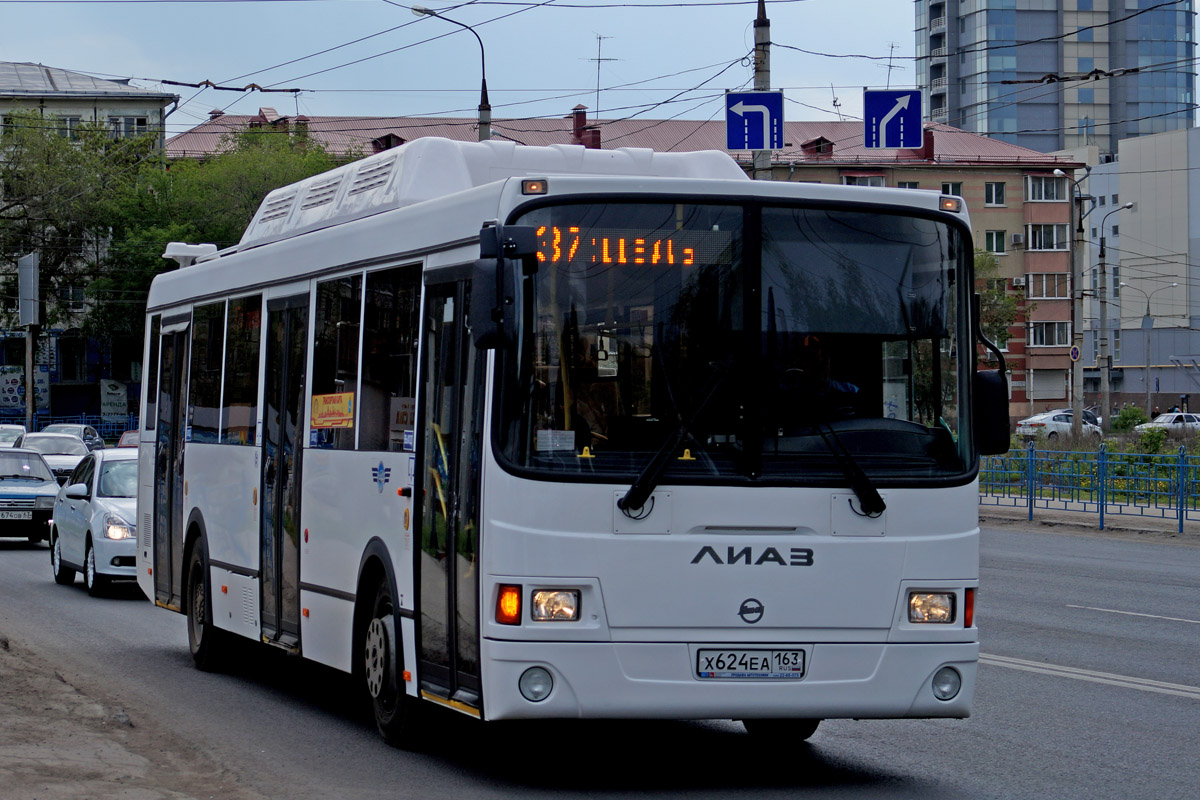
[
  {"x1": 742, "y1": 718, "x2": 821, "y2": 741},
  {"x1": 363, "y1": 580, "x2": 416, "y2": 747}
]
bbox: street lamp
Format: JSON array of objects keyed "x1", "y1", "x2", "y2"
[
  {"x1": 1120, "y1": 281, "x2": 1178, "y2": 417},
  {"x1": 1096, "y1": 201, "x2": 1133, "y2": 433},
  {"x1": 1053, "y1": 167, "x2": 1094, "y2": 437},
  {"x1": 412, "y1": 5, "x2": 491, "y2": 142}
]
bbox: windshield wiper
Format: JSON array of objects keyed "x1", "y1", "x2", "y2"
[
  {"x1": 812, "y1": 422, "x2": 886, "y2": 517},
  {"x1": 617, "y1": 360, "x2": 729, "y2": 515},
  {"x1": 0, "y1": 473, "x2": 39, "y2": 480}
]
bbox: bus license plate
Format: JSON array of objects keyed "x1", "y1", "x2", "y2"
[
  {"x1": 0, "y1": 510, "x2": 32, "y2": 520},
  {"x1": 696, "y1": 649, "x2": 806, "y2": 679}
]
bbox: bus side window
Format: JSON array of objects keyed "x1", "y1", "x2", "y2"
[
  {"x1": 359, "y1": 265, "x2": 421, "y2": 452},
  {"x1": 311, "y1": 275, "x2": 362, "y2": 450}
]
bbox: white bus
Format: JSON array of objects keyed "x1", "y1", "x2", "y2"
[{"x1": 137, "y1": 137, "x2": 1009, "y2": 745}]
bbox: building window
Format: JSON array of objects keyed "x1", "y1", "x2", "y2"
[
  {"x1": 57, "y1": 285, "x2": 86, "y2": 312},
  {"x1": 985, "y1": 182, "x2": 1005, "y2": 206},
  {"x1": 1111, "y1": 225, "x2": 1119, "y2": 236},
  {"x1": 1078, "y1": 88, "x2": 1095, "y2": 104},
  {"x1": 1098, "y1": 195, "x2": 1106, "y2": 206},
  {"x1": 58, "y1": 336, "x2": 88, "y2": 382},
  {"x1": 1112, "y1": 266, "x2": 1120, "y2": 297},
  {"x1": 985, "y1": 230, "x2": 1007, "y2": 254},
  {"x1": 842, "y1": 175, "x2": 884, "y2": 187},
  {"x1": 1027, "y1": 224, "x2": 1069, "y2": 250},
  {"x1": 107, "y1": 116, "x2": 149, "y2": 139},
  {"x1": 1112, "y1": 194, "x2": 1118, "y2": 204},
  {"x1": 1026, "y1": 175, "x2": 1065, "y2": 201},
  {"x1": 1029, "y1": 273, "x2": 1069, "y2": 299},
  {"x1": 897, "y1": 181, "x2": 920, "y2": 189},
  {"x1": 942, "y1": 181, "x2": 963, "y2": 196},
  {"x1": 56, "y1": 117, "x2": 83, "y2": 140},
  {"x1": 1030, "y1": 322, "x2": 1070, "y2": 347}
]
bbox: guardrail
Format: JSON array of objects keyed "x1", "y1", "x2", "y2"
[
  {"x1": 980, "y1": 442, "x2": 1200, "y2": 532},
  {"x1": 0, "y1": 413, "x2": 140, "y2": 442}
]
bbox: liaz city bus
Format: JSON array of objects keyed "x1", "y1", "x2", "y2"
[{"x1": 136, "y1": 136, "x2": 1009, "y2": 745}]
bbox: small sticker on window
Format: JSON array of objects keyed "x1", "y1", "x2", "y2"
[{"x1": 536, "y1": 430, "x2": 575, "y2": 452}]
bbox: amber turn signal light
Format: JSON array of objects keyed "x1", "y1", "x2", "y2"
[{"x1": 496, "y1": 584, "x2": 522, "y2": 625}]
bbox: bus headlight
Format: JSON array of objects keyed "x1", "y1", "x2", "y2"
[
  {"x1": 104, "y1": 514, "x2": 135, "y2": 540},
  {"x1": 909, "y1": 592, "x2": 955, "y2": 623},
  {"x1": 531, "y1": 590, "x2": 579, "y2": 621}
]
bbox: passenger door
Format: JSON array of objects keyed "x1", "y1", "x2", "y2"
[
  {"x1": 56, "y1": 455, "x2": 94, "y2": 566},
  {"x1": 260, "y1": 294, "x2": 309, "y2": 648},
  {"x1": 417, "y1": 278, "x2": 486, "y2": 708},
  {"x1": 153, "y1": 320, "x2": 190, "y2": 609}
]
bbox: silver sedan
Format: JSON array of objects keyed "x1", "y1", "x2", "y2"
[{"x1": 50, "y1": 448, "x2": 138, "y2": 596}]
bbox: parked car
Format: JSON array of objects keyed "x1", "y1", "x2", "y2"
[
  {"x1": 0, "y1": 423, "x2": 27, "y2": 448},
  {"x1": 116, "y1": 430, "x2": 138, "y2": 448},
  {"x1": 40, "y1": 423, "x2": 105, "y2": 451},
  {"x1": 1134, "y1": 413, "x2": 1200, "y2": 437},
  {"x1": 1015, "y1": 410, "x2": 1102, "y2": 441},
  {"x1": 0, "y1": 448, "x2": 60, "y2": 543},
  {"x1": 13, "y1": 433, "x2": 89, "y2": 484},
  {"x1": 50, "y1": 448, "x2": 138, "y2": 595},
  {"x1": 1045, "y1": 407, "x2": 1102, "y2": 428}
]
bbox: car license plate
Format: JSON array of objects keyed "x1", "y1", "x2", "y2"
[
  {"x1": 696, "y1": 648, "x2": 806, "y2": 679},
  {"x1": 0, "y1": 510, "x2": 32, "y2": 520}
]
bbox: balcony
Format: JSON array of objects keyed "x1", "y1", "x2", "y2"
[
  {"x1": 931, "y1": 16, "x2": 946, "y2": 33},
  {"x1": 931, "y1": 106, "x2": 949, "y2": 122},
  {"x1": 930, "y1": 47, "x2": 948, "y2": 63},
  {"x1": 931, "y1": 76, "x2": 948, "y2": 94}
]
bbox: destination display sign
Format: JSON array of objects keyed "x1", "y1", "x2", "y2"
[{"x1": 534, "y1": 225, "x2": 733, "y2": 266}]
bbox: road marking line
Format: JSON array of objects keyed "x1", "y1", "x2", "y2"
[
  {"x1": 1066, "y1": 604, "x2": 1200, "y2": 625},
  {"x1": 980, "y1": 654, "x2": 1200, "y2": 700}
]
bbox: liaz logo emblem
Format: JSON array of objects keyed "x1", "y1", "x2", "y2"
[
  {"x1": 690, "y1": 545, "x2": 814, "y2": 566},
  {"x1": 738, "y1": 598, "x2": 764, "y2": 624},
  {"x1": 372, "y1": 462, "x2": 392, "y2": 493}
]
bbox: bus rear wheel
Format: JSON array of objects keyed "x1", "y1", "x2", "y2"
[
  {"x1": 742, "y1": 718, "x2": 821, "y2": 741},
  {"x1": 362, "y1": 580, "x2": 416, "y2": 747},
  {"x1": 186, "y1": 540, "x2": 227, "y2": 671}
]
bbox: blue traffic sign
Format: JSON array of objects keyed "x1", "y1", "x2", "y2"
[
  {"x1": 863, "y1": 90, "x2": 923, "y2": 149},
  {"x1": 725, "y1": 91, "x2": 784, "y2": 151}
]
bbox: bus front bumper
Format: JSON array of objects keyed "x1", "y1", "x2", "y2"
[{"x1": 479, "y1": 640, "x2": 978, "y2": 721}]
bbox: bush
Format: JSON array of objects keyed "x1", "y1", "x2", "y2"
[
  {"x1": 1136, "y1": 426, "x2": 1167, "y2": 454},
  {"x1": 1111, "y1": 406, "x2": 1148, "y2": 433}
]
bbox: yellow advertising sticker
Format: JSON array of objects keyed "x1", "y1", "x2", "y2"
[{"x1": 312, "y1": 392, "x2": 354, "y2": 429}]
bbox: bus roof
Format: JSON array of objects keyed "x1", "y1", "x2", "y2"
[{"x1": 236, "y1": 137, "x2": 748, "y2": 252}]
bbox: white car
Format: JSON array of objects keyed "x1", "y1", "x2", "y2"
[
  {"x1": 13, "y1": 432, "x2": 88, "y2": 484},
  {"x1": 50, "y1": 448, "x2": 138, "y2": 595},
  {"x1": 0, "y1": 423, "x2": 27, "y2": 448},
  {"x1": 1134, "y1": 413, "x2": 1200, "y2": 437},
  {"x1": 1015, "y1": 411, "x2": 1102, "y2": 441}
]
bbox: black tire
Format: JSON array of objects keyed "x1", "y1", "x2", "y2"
[
  {"x1": 186, "y1": 539, "x2": 227, "y2": 671},
  {"x1": 51, "y1": 531, "x2": 76, "y2": 586},
  {"x1": 1046, "y1": 431, "x2": 1058, "y2": 440},
  {"x1": 85, "y1": 540, "x2": 108, "y2": 597},
  {"x1": 742, "y1": 718, "x2": 821, "y2": 741},
  {"x1": 362, "y1": 579, "x2": 417, "y2": 747}
]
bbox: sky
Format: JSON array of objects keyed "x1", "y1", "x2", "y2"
[{"x1": 0, "y1": 0, "x2": 916, "y2": 137}]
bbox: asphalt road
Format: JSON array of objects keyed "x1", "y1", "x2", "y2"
[{"x1": 1, "y1": 524, "x2": 1198, "y2": 799}]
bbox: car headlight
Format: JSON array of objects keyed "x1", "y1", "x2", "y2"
[
  {"x1": 909, "y1": 592, "x2": 956, "y2": 624},
  {"x1": 104, "y1": 513, "x2": 135, "y2": 540},
  {"x1": 35, "y1": 496, "x2": 55, "y2": 509}
]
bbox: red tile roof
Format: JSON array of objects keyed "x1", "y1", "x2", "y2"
[{"x1": 167, "y1": 108, "x2": 1081, "y2": 168}]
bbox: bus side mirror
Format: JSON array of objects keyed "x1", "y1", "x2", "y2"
[
  {"x1": 471, "y1": 225, "x2": 536, "y2": 350},
  {"x1": 974, "y1": 368, "x2": 1010, "y2": 456}
]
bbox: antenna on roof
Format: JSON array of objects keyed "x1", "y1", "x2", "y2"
[
  {"x1": 830, "y1": 83, "x2": 842, "y2": 121},
  {"x1": 589, "y1": 34, "x2": 617, "y2": 123}
]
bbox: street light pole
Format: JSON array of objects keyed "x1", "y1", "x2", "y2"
[
  {"x1": 1097, "y1": 202, "x2": 1133, "y2": 433},
  {"x1": 1121, "y1": 281, "x2": 1177, "y2": 418},
  {"x1": 412, "y1": 5, "x2": 491, "y2": 142},
  {"x1": 1054, "y1": 167, "x2": 1092, "y2": 437}
]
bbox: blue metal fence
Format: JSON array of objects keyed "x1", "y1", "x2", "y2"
[
  {"x1": 980, "y1": 442, "x2": 1200, "y2": 532},
  {"x1": 0, "y1": 413, "x2": 139, "y2": 442}
]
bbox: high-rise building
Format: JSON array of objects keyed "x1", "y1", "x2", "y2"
[{"x1": 915, "y1": 0, "x2": 1196, "y2": 154}]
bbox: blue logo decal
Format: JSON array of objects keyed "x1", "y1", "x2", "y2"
[{"x1": 372, "y1": 462, "x2": 392, "y2": 493}]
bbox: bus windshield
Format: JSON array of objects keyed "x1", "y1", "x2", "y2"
[{"x1": 496, "y1": 200, "x2": 972, "y2": 486}]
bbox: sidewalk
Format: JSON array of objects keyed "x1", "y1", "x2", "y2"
[{"x1": 979, "y1": 502, "x2": 1200, "y2": 542}]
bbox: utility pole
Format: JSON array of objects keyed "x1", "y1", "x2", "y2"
[
  {"x1": 1098, "y1": 202, "x2": 1131, "y2": 433},
  {"x1": 1055, "y1": 167, "x2": 1091, "y2": 438},
  {"x1": 752, "y1": 0, "x2": 772, "y2": 180}
]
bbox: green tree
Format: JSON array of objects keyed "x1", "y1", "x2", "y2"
[
  {"x1": 974, "y1": 248, "x2": 1019, "y2": 349},
  {"x1": 0, "y1": 109, "x2": 159, "y2": 328}
]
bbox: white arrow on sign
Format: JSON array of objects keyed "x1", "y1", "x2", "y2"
[
  {"x1": 730, "y1": 100, "x2": 774, "y2": 149},
  {"x1": 876, "y1": 94, "x2": 911, "y2": 148}
]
